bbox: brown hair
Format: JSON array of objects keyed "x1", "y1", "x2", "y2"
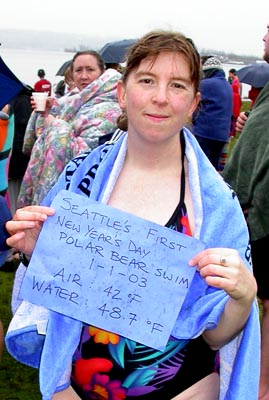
[
  {"x1": 122, "y1": 30, "x2": 200, "y2": 92},
  {"x1": 117, "y1": 30, "x2": 201, "y2": 131},
  {"x1": 72, "y1": 50, "x2": 105, "y2": 73},
  {"x1": 64, "y1": 65, "x2": 73, "y2": 84}
]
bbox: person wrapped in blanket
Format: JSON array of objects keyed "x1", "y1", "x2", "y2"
[
  {"x1": 5, "y1": 31, "x2": 260, "y2": 400},
  {"x1": 17, "y1": 50, "x2": 122, "y2": 208}
]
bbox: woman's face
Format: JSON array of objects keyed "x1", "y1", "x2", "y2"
[
  {"x1": 72, "y1": 54, "x2": 103, "y2": 91},
  {"x1": 263, "y1": 25, "x2": 269, "y2": 63},
  {"x1": 117, "y1": 52, "x2": 200, "y2": 145}
]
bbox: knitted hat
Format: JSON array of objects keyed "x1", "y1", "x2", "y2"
[{"x1": 202, "y1": 56, "x2": 222, "y2": 71}]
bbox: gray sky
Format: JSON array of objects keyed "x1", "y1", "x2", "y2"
[{"x1": 2, "y1": 1, "x2": 268, "y2": 57}]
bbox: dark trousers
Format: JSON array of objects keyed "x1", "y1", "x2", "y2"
[
  {"x1": 251, "y1": 235, "x2": 269, "y2": 300},
  {"x1": 195, "y1": 136, "x2": 226, "y2": 170}
]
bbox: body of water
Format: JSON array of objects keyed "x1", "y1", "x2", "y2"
[
  {"x1": 0, "y1": 48, "x2": 251, "y2": 99},
  {"x1": 0, "y1": 48, "x2": 75, "y2": 91}
]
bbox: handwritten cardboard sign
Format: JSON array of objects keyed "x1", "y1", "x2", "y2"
[{"x1": 20, "y1": 190, "x2": 205, "y2": 350}]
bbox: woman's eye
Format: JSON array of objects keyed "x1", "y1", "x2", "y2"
[
  {"x1": 173, "y1": 82, "x2": 184, "y2": 89},
  {"x1": 139, "y1": 78, "x2": 152, "y2": 84}
]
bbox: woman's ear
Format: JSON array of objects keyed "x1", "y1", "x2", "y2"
[
  {"x1": 188, "y1": 91, "x2": 201, "y2": 119},
  {"x1": 117, "y1": 80, "x2": 126, "y2": 110}
]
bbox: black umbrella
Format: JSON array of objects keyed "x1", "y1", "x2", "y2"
[
  {"x1": 56, "y1": 59, "x2": 72, "y2": 76},
  {"x1": 99, "y1": 39, "x2": 137, "y2": 64},
  {"x1": 0, "y1": 56, "x2": 24, "y2": 110},
  {"x1": 237, "y1": 63, "x2": 269, "y2": 87}
]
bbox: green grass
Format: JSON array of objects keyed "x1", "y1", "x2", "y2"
[
  {"x1": 0, "y1": 267, "x2": 40, "y2": 400},
  {"x1": 240, "y1": 100, "x2": 251, "y2": 113}
]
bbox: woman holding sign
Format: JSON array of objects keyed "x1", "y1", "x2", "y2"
[{"x1": 6, "y1": 31, "x2": 259, "y2": 400}]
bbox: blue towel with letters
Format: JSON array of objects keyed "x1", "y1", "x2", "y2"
[{"x1": 6, "y1": 128, "x2": 260, "y2": 399}]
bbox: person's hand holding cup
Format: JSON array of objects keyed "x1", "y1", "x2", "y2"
[{"x1": 32, "y1": 92, "x2": 49, "y2": 112}]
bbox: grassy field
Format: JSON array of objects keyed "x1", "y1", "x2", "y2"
[
  {"x1": 240, "y1": 100, "x2": 251, "y2": 113},
  {"x1": 0, "y1": 266, "x2": 40, "y2": 399}
]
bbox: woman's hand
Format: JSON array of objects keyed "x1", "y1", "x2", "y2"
[
  {"x1": 235, "y1": 111, "x2": 249, "y2": 132},
  {"x1": 189, "y1": 248, "x2": 257, "y2": 349},
  {"x1": 6, "y1": 206, "x2": 55, "y2": 257},
  {"x1": 31, "y1": 96, "x2": 56, "y2": 127},
  {"x1": 189, "y1": 248, "x2": 257, "y2": 303},
  {"x1": 31, "y1": 96, "x2": 53, "y2": 116}
]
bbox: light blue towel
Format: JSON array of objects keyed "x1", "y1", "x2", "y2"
[{"x1": 6, "y1": 128, "x2": 260, "y2": 399}]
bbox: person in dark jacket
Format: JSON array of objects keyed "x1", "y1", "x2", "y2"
[
  {"x1": 8, "y1": 85, "x2": 32, "y2": 215},
  {"x1": 0, "y1": 195, "x2": 11, "y2": 257},
  {"x1": 222, "y1": 23, "x2": 269, "y2": 399},
  {"x1": 192, "y1": 56, "x2": 233, "y2": 170},
  {"x1": 0, "y1": 195, "x2": 12, "y2": 361}
]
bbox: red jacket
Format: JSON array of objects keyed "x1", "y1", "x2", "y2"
[
  {"x1": 232, "y1": 84, "x2": 242, "y2": 117},
  {"x1": 34, "y1": 79, "x2": 52, "y2": 95}
]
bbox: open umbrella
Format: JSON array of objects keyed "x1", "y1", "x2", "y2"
[
  {"x1": 237, "y1": 63, "x2": 269, "y2": 87},
  {"x1": 0, "y1": 56, "x2": 24, "y2": 110},
  {"x1": 99, "y1": 39, "x2": 137, "y2": 64},
  {"x1": 56, "y1": 59, "x2": 72, "y2": 76}
]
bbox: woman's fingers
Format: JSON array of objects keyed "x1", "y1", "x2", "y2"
[
  {"x1": 5, "y1": 206, "x2": 55, "y2": 254},
  {"x1": 12, "y1": 205, "x2": 54, "y2": 221},
  {"x1": 189, "y1": 248, "x2": 256, "y2": 301}
]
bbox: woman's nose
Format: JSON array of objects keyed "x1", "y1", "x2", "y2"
[
  {"x1": 152, "y1": 85, "x2": 168, "y2": 104},
  {"x1": 81, "y1": 69, "x2": 89, "y2": 79}
]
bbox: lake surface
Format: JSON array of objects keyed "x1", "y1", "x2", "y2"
[
  {"x1": 0, "y1": 48, "x2": 251, "y2": 98},
  {"x1": 0, "y1": 48, "x2": 75, "y2": 91}
]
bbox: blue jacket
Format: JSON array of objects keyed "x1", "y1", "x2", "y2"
[{"x1": 192, "y1": 70, "x2": 232, "y2": 142}]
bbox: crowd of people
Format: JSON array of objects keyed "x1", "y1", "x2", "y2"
[{"x1": 1, "y1": 23, "x2": 269, "y2": 400}]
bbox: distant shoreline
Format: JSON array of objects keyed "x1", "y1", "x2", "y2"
[{"x1": 0, "y1": 28, "x2": 262, "y2": 62}]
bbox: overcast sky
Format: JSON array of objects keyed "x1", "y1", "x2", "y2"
[{"x1": 2, "y1": 1, "x2": 268, "y2": 57}]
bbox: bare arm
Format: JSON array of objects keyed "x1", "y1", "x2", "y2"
[
  {"x1": 189, "y1": 248, "x2": 257, "y2": 350},
  {"x1": 52, "y1": 386, "x2": 81, "y2": 400}
]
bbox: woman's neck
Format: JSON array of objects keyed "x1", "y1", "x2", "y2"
[{"x1": 125, "y1": 132, "x2": 182, "y2": 172}]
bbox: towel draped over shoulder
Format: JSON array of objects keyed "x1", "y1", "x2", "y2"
[{"x1": 6, "y1": 129, "x2": 260, "y2": 400}]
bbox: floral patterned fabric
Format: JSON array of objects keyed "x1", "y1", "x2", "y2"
[
  {"x1": 72, "y1": 326, "x2": 218, "y2": 400},
  {"x1": 22, "y1": 87, "x2": 80, "y2": 156},
  {"x1": 18, "y1": 69, "x2": 122, "y2": 208}
]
